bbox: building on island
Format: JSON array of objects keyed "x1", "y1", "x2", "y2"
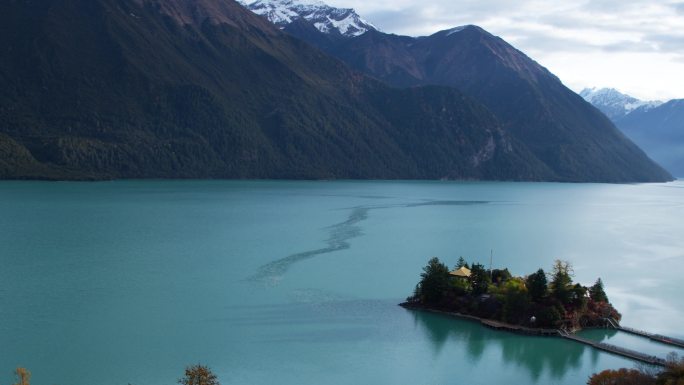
[{"x1": 449, "y1": 266, "x2": 471, "y2": 278}]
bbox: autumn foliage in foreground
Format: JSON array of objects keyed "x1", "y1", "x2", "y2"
[
  {"x1": 178, "y1": 364, "x2": 220, "y2": 385},
  {"x1": 588, "y1": 353, "x2": 684, "y2": 385},
  {"x1": 4, "y1": 364, "x2": 221, "y2": 385},
  {"x1": 587, "y1": 368, "x2": 656, "y2": 385}
]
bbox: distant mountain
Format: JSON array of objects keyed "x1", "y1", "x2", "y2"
[
  {"x1": 238, "y1": 0, "x2": 376, "y2": 37},
  {"x1": 616, "y1": 100, "x2": 684, "y2": 177},
  {"x1": 579, "y1": 88, "x2": 662, "y2": 121},
  {"x1": 242, "y1": 2, "x2": 671, "y2": 182},
  {"x1": 580, "y1": 88, "x2": 683, "y2": 177},
  {"x1": 0, "y1": 0, "x2": 555, "y2": 181}
]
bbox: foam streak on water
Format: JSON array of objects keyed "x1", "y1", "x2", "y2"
[
  {"x1": 250, "y1": 207, "x2": 369, "y2": 283},
  {"x1": 250, "y1": 200, "x2": 489, "y2": 283}
]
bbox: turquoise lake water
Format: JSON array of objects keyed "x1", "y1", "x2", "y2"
[{"x1": 1, "y1": 180, "x2": 683, "y2": 384}]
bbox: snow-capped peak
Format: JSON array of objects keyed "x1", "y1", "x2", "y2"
[
  {"x1": 580, "y1": 87, "x2": 663, "y2": 121},
  {"x1": 238, "y1": 0, "x2": 377, "y2": 37}
]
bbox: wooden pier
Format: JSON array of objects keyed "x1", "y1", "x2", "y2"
[
  {"x1": 605, "y1": 318, "x2": 684, "y2": 349},
  {"x1": 400, "y1": 304, "x2": 679, "y2": 367},
  {"x1": 558, "y1": 329, "x2": 668, "y2": 367},
  {"x1": 482, "y1": 319, "x2": 672, "y2": 366}
]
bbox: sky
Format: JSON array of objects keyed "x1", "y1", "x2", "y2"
[{"x1": 322, "y1": 0, "x2": 684, "y2": 101}]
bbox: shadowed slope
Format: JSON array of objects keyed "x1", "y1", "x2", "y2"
[
  {"x1": 0, "y1": 0, "x2": 549, "y2": 180},
  {"x1": 278, "y1": 21, "x2": 673, "y2": 183}
]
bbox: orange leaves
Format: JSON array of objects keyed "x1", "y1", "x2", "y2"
[{"x1": 12, "y1": 368, "x2": 30, "y2": 385}]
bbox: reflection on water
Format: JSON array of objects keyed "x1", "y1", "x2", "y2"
[
  {"x1": 409, "y1": 309, "x2": 589, "y2": 382},
  {"x1": 582, "y1": 328, "x2": 620, "y2": 340}
]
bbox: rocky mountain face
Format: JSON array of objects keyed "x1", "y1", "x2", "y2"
[
  {"x1": 244, "y1": 1, "x2": 671, "y2": 182},
  {"x1": 0, "y1": 0, "x2": 556, "y2": 180},
  {"x1": 580, "y1": 88, "x2": 662, "y2": 121}
]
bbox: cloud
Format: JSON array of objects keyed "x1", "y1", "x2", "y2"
[
  {"x1": 645, "y1": 32, "x2": 684, "y2": 53},
  {"x1": 675, "y1": 2, "x2": 684, "y2": 13},
  {"x1": 324, "y1": 0, "x2": 684, "y2": 100}
]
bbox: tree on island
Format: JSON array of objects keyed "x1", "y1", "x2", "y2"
[
  {"x1": 550, "y1": 260, "x2": 574, "y2": 305},
  {"x1": 526, "y1": 268, "x2": 548, "y2": 301},
  {"x1": 179, "y1": 364, "x2": 219, "y2": 385},
  {"x1": 536, "y1": 305, "x2": 562, "y2": 327},
  {"x1": 455, "y1": 256, "x2": 469, "y2": 269},
  {"x1": 469, "y1": 263, "x2": 490, "y2": 295},
  {"x1": 415, "y1": 257, "x2": 451, "y2": 304},
  {"x1": 492, "y1": 268, "x2": 512, "y2": 284},
  {"x1": 501, "y1": 277, "x2": 531, "y2": 323},
  {"x1": 589, "y1": 278, "x2": 609, "y2": 303}
]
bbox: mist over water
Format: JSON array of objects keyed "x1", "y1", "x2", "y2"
[{"x1": 1, "y1": 180, "x2": 683, "y2": 385}]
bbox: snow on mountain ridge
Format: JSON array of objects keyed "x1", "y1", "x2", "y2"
[
  {"x1": 445, "y1": 26, "x2": 467, "y2": 36},
  {"x1": 238, "y1": 0, "x2": 377, "y2": 37},
  {"x1": 580, "y1": 87, "x2": 663, "y2": 121}
]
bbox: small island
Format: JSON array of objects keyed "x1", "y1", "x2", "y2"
[{"x1": 401, "y1": 257, "x2": 621, "y2": 332}]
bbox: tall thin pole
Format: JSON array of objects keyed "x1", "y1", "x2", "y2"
[{"x1": 490, "y1": 249, "x2": 493, "y2": 278}]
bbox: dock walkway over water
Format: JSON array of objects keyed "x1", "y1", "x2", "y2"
[
  {"x1": 558, "y1": 329, "x2": 668, "y2": 367},
  {"x1": 605, "y1": 318, "x2": 684, "y2": 350},
  {"x1": 401, "y1": 304, "x2": 679, "y2": 367}
]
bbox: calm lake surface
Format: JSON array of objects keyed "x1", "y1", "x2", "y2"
[{"x1": 1, "y1": 180, "x2": 683, "y2": 385}]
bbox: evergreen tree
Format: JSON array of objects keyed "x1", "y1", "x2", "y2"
[
  {"x1": 455, "y1": 257, "x2": 467, "y2": 269},
  {"x1": 526, "y1": 268, "x2": 548, "y2": 301},
  {"x1": 550, "y1": 260, "x2": 573, "y2": 304},
  {"x1": 469, "y1": 263, "x2": 491, "y2": 295},
  {"x1": 589, "y1": 278, "x2": 609, "y2": 303},
  {"x1": 492, "y1": 268, "x2": 512, "y2": 284},
  {"x1": 571, "y1": 283, "x2": 589, "y2": 310},
  {"x1": 417, "y1": 257, "x2": 451, "y2": 304}
]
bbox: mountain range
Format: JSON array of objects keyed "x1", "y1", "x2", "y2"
[
  {"x1": 242, "y1": 0, "x2": 376, "y2": 37},
  {"x1": 240, "y1": 0, "x2": 671, "y2": 182},
  {"x1": 579, "y1": 88, "x2": 662, "y2": 121},
  {"x1": 580, "y1": 88, "x2": 683, "y2": 177},
  {"x1": 0, "y1": 0, "x2": 672, "y2": 182}
]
